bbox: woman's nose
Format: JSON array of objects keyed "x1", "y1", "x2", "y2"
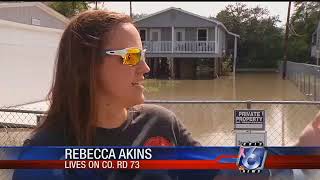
[{"x1": 137, "y1": 59, "x2": 150, "y2": 75}]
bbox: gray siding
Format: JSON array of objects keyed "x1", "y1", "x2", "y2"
[
  {"x1": 218, "y1": 28, "x2": 226, "y2": 56},
  {"x1": 185, "y1": 28, "x2": 195, "y2": 41},
  {"x1": 0, "y1": 6, "x2": 66, "y2": 29},
  {"x1": 146, "y1": 28, "x2": 150, "y2": 41},
  {"x1": 136, "y1": 9, "x2": 216, "y2": 28},
  {"x1": 161, "y1": 27, "x2": 171, "y2": 41},
  {"x1": 208, "y1": 28, "x2": 215, "y2": 41}
]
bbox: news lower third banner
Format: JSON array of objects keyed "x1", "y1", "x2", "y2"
[{"x1": 1, "y1": 147, "x2": 320, "y2": 170}]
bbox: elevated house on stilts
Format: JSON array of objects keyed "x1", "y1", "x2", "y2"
[{"x1": 134, "y1": 7, "x2": 239, "y2": 79}]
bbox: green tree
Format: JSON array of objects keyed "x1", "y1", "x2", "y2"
[
  {"x1": 49, "y1": 2, "x2": 90, "y2": 18},
  {"x1": 132, "y1": 13, "x2": 149, "y2": 21},
  {"x1": 90, "y1": 1, "x2": 106, "y2": 10},
  {"x1": 215, "y1": 3, "x2": 284, "y2": 68},
  {"x1": 288, "y1": 2, "x2": 320, "y2": 63}
]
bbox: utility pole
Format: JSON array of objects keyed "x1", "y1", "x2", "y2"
[
  {"x1": 72, "y1": 1, "x2": 75, "y2": 16},
  {"x1": 95, "y1": 1, "x2": 98, "y2": 10},
  {"x1": 282, "y1": 1, "x2": 291, "y2": 80},
  {"x1": 130, "y1": 1, "x2": 132, "y2": 18}
]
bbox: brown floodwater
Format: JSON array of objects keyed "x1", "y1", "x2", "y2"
[
  {"x1": 1, "y1": 72, "x2": 319, "y2": 147},
  {"x1": 144, "y1": 72, "x2": 307, "y2": 101},
  {"x1": 142, "y1": 72, "x2": 319, "y2": 146}
]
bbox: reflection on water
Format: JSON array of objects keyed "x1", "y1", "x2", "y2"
[{"x1": 144, "y1": 72, "x2": 307, "y2": 100}]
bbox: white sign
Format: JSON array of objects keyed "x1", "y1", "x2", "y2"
[
  {"x1": 236, "y1": 132, "x2": 266, "y2": 146},
  {"x1": 234, "y1": 110, "x2": 265, "y2": 130}
]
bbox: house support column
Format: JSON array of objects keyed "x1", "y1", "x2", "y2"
[
  {"x1": 151, "y1": 58, "x2": 155, "y2": 78},
  {"x1": 171, "y1": 26, "x2": 174, "y2": 53},
  {"x1": 214, "y1": 58, "x2": 219, "y2": 78},
  {"x1": 219, "y1": 58, "x2": 221, "y2": 77},
  {"x1": 193, "y1": 59, "x2": 197, "y2": 79},
  {"x1": 154, "y1": 58, "x2": 159, "y2": 78},
  {"x1": 168, "y1": 57, "x2": 175, "y2": 79},
  {"x1": 233, "y1": 36, "x2": 237, "y2": 76}
]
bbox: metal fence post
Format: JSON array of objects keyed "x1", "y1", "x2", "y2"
[
  {"x1": 282, "y1": 110, "x2": 285, "y2": 146},
  {"x1": 308, "y1": 74, "x2": 311, "y2": 96},
  {"x1": 300, "y1": 73, "x2": 302, "y2": 91},
  {"x1": 301, "y1": 73, "x2": 304, "y2": 92},
  {"x1": 296, "y1": 72, "x2": 298, "y2": 86},
  {"x1": 246, "y1": 100, "x2": 251, "y2": 109},
  {"x1": 303, "y1": 73, "x2": 306, "y2": 94}
]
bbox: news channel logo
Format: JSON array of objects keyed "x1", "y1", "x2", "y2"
[{"x1": 237, "y1": 142, "x2": 267, "y2": 173}]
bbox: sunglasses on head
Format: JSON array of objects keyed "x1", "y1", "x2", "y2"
[{"x1": 102, "y1": 47, "x2": 146, "y2": 66}]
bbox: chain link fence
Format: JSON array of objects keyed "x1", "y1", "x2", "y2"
[
  {"x1": 281, "y1": 61, "x2": 320, "y2": 101},
  {"x1": 148, "y1": 100, "x2": 320, "y2": 146},
  {"x1": 0, "y1": 100, "x2": 320, "y2": 179},
  {"x1": 1, "y1": 100, "x2": 319, "y2": 147},
  {"x1": 0, "y1": 108, "x2": 43, "y2": 146}
]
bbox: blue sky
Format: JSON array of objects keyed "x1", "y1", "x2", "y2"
[{"x1": 94, "y1": 1, "x2": 294, "y2": 28}]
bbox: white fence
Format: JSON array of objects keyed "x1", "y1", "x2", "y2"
[
  {"x1": 0, "y1": 19, "x2": 62, "y2": 107},
  {"x1": 142, "y1": 41, "x2": 215, "y2": 53},
  {"x1": 281, "y1": 61, "x2": 320, "y2": 101}
]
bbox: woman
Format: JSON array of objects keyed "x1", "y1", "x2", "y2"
[
  {"x1": 13, "y1": 10, "x2": 211, "y2": 180},
  {"x1": 29, "y1": 10, "x2": 200, "y2": 147}
]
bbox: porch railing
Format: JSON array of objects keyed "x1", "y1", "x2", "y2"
[{"x1": 142, "y1": 41, "x2": 215, "y2": 53}]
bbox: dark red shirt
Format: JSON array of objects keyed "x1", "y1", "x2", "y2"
[{"x1": 25, "y1": 104, "x2": 200, "y2": 147}]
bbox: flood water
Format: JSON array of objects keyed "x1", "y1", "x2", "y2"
[
  {"x1": 1, "y1": 72, "x2": 319, "y2": 147},
  {"x1": 142, "y1": 72, "x2": 319, "y2": 146},
  {"x1": 144, "y1": 72, "x2": 307, "y2": 101}
]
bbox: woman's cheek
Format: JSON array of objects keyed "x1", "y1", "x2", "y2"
[{"x1": 112, "y1": 72, "x2": 133, "y2": 96}]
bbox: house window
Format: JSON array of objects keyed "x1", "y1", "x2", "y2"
[
  {"x1": 175, "y1": 29, "x2": 185, "y2": 41},
  {"x1": 176, "y1": 32, "x2": 183, "y2": 41},
  {"x1": 31, "y1": 18, "x2": 40, "y2": 26},
  {"x1": 150, "y1": 29, "x2": 161, "y2": 41},
  {"x1": 198, "y1": 29, "x2": 207, "y2": 41},
  {"x1": 140, "y1": 29, "x2": 146, "y2": 41}
]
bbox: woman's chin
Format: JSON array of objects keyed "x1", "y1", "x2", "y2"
[
  {"x1": 127, "y1": 94, "x2": 145, "y2": 107},
  {"x1": 135, "y1": 94, "x2": 145, "y2": 104}
]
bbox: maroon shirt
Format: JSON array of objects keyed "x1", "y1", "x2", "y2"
[{"x1": 26, "y1": 104, "x2": 200, "y2": 147}]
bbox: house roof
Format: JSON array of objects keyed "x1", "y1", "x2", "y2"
[
  {"x1": 134, "y1": 7, "x2": 239, "y2": 38},
  {"x1": 0, "y1": 2, "x2": 70, "y2": 24}
]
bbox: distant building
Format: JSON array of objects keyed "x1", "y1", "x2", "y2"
[
  {"x1": 134, "y1": 7, "x2": 239, "y2": 79},
  {"x1": 0, "y1": 2, "x2": 69, "y2": 29}
]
